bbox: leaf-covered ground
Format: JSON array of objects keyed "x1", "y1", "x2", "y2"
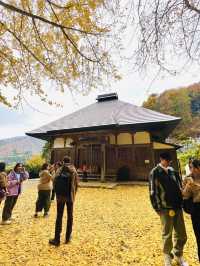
[{"x1": 0, "y1": 181, "x2": 198, "y2": 266}]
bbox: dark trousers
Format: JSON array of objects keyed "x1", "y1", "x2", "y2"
[
  {"x1": 35, "y1": 190, "x2": 51, "y2": 214},
  {"x1": 51, "y1": 189, "x2": 55, "y2": 201},
  {"x1": 55, "y1": 199, "x2": 73, "y2": 241},
  {"x1": 2, "y1": 196, "x2": 18, "y2": 221},
  {"x1": 191, "y1": 204, "x2": 200, "y2": 261}
]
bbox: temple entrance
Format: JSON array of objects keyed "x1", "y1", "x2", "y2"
[
  {"x1": 77, "y1": 144, "x2": 101, "y2": 175},
  {"x1": 134, "y1": 145, "x2": 153, "y2": 180},
  {"x1": 117, "y1": 146, "x2": 133, "y2": 181}
]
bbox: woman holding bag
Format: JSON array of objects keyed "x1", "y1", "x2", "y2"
[
  {"x1": 1, "y1": 163, "x2": 29, "y2": 225},
  {"x1": 182, "y1": 159, "x2": 200, "y2": 262}
]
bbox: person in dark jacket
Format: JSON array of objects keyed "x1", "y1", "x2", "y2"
[
  {"x1": 182, "y1": 159, "x2": 200, "y2": 262},
  {"x1": 49, "y1": 156, "x2": 78, "y2": 246},
  {"x1": 149, "y1": 152, "x2": 188, "y2": 266}
]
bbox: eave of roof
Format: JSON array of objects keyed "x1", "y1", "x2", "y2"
[
  {"x1": 26, "y1": 120, "x2": 181, "y2": 141},
  {"x1": 156, "y1": 141, "x2": 182, "y2": 150}
]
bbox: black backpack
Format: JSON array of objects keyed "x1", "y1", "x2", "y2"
[
  {"x1": 54, "y1": 167, "x2": 72, "y2": 197},
  {"x1": 183, "y1": 197, "x2": 194, "y2": 214}
]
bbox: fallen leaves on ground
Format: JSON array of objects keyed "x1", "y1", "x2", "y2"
[{"x1": 0, "y1": 181, "x2": 198, "y2": 266}]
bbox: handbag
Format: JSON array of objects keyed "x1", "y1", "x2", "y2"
[
  {"x1": 0, "y1": 188, "x2": 6, "y2": 199},
  {"x1": 183, "y1": 197, "x2": 194, "y2": 214}
]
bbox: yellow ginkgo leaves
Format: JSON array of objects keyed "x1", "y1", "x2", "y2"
[
  {"x1": 0, "y1": 183, "x2": 198, "y2": 266},
  {"x1": 0, "y1": 0, "x2": 119, "y2": 107}
]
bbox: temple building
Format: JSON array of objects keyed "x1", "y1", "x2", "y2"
[{"x1": 26, "y1": 93, "x2": 181, "y2": 181}]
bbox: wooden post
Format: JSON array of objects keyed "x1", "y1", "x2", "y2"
[
  {"x1": 149, "y1": 134, "x2": 155, "y2": 169},
  {"x1": 132, "y1": 132, "x2": 135, "y2": 180},
  {"x1": 90, "y1": 144, "x2": 92, "y2": 175},
  {"x1": 115, "y1": 132, "x2": 118, "y2": 182},
  {"x1": 101, "y1": 143, "x2": 106, "y2": 182},
  {"x1": 150, "y1": 142, "x2": 155, "y2": 169}
]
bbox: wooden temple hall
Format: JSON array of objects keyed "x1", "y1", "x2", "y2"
[{"x1": 27, "y1": 93, "x2": 181, "y2": 181}]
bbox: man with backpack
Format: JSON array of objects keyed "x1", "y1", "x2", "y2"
[{"x1": 49, "y1": 156, "x2": 78, "y2": 246}]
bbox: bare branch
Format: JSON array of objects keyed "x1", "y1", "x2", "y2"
[
  {"x1": 44, "y1": 0, "x2": 74, "y2": 10},
  {"x1": 184, "y1": 0, "x2": 200, "y2": 14}
]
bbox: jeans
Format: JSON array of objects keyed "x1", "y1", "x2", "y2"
[
  {"x1": 54, "y1": 198, "x2": 73, "y2": 241},
  {"x1": 160, "y1": 209, "x2": 187, "y2": 256},
  {"x1": 2, "y1": 196, "x2": 18, "y2": 221},
  {"x1": 35, "y1": 190, "x2": 51, "y2": 214}
]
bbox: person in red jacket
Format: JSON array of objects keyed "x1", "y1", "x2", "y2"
[{"x1": 82, "y1": 161, "x2": 88, "y2": 182}]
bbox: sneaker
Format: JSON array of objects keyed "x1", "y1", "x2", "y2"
[
  {"x1": 164, "y1": 254, "x2": 172, "y2": 266},
  {"x1": 49, "y1": 239, "x2": 60, "y2": 247},
  {"x1": 1, "y1": 220, "x2": 12, "y2": 225},
  {"x1": 174, "y1": 256, "x2": 188, "y2": 266}
]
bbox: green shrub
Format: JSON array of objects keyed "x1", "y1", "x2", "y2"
[
  {"x1": 178, "y1": 144, "x2": 200, "y2": 174},
  {"x1": 25, "y1": 154, "x2": 45, "y2": 179}
]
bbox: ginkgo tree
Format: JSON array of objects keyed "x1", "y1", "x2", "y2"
[{"x1": 0, "y1": 0, "x2": 121, "y2": 107}]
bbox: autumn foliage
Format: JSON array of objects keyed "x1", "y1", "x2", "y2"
[
  {"x1": 143, "y1": 83, "x2": 200, "y2": 140},
  {"x1": 0, "y1": 0, "x2": 121, "y2": 107}
]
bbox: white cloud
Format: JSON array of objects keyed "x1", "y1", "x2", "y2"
[{"x1": 1, "y1": 68, "x2": 199, "y2": 140}]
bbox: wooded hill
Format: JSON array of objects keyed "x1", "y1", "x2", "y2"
[
  {"x1": 143, "y1": 83, "x2": 200, "y2": 140},
  {"x1": 0, "y1": 136, "x2": 44, "y2": 165}
]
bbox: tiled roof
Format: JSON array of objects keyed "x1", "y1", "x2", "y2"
[{"x1": 27, "y1": 99, "x2": 181, "y2": 136}]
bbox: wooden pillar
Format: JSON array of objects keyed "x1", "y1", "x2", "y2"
[
  {"x1": 115, "y1": 132, "x2": 118, "y2": 182},
  {"x1": 150, "y1": 142, "x2": 155, "y2": 169},
  {"x1": 49, "y1": 138, "x2": 54, "y2": 164},
  {"x1": 101, "y1": 143, "x2": 106, "y2": 182},
  {"x1": 150, "y1": 134, "x2": 155, "y2": 169},
  {"x1": 90, "y1": 144, "x2": 93, "y2": 174},
  {"x1": 132, "y1": 132, "x2": 135, "y2": 180}
]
